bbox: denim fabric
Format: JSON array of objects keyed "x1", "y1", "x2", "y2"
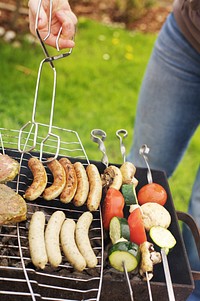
[{"x1": 127, "y1": 13, "x2": 200, "y2": 300}]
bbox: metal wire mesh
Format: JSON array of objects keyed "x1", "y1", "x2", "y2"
[{"x1": 0, "y1": 126, "x2": 104, "y2": 301}]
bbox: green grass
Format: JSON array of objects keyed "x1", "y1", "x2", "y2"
[{"x1": 0, "y1": 17, "x2": 199, "y2": 212}]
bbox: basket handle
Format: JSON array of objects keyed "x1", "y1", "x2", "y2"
[{"x1": 176, "y1": 210, "x2": 200, "y2": 280}]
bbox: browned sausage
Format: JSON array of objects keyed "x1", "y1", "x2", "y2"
[
  {"x1": 43, "y1": 158, "x2": 66, "y2": 201},
  {"x1": 86, "y1": 164, "x2": 102, "y2": 211},
  {"x1": 24, "y1": 157, "x2": 47, "y2": 201},
  {"x1": 73, "y1": 162, "x2": 89, "y2": 207},
  {"x1": 59, "y1": 157, "x2": 77, "y2": 204}
]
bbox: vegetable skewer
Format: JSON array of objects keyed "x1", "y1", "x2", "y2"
[
  {"x1": 139, "y1": 144, "x2": 176, "y2": 301},
  {"x1": 116, "y1": 130, "x2": 154, "y2": 301}
]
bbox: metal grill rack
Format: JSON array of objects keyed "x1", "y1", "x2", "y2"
[{"x1": 0, "y1": 126, "x2": 104, "y2": 301}]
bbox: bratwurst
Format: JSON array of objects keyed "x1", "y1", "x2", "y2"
[
  {"x1": 24, "y1": 157, "x2": 47, "y2": 201},
  {"x1": 43, "y1": 158, "x2": 66, "y2": 201}
]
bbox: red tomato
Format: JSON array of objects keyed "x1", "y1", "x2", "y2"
[
  {"x1": 137, "y1": 183, "x2": 167, "y2": 206},
  {"x1": 128, "y1": 208, "x2": 147, "y2": 245},
  {"x1": 102, "y1": 188, "x2": 124, "y2": 230}
]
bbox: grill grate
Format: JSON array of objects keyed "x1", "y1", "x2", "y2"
[{"x1": 0, "y1": 126, "x2": 104, "y2": 301}]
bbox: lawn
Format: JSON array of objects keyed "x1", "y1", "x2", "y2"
[{"x1": 0, "y1": 17, "x2": 199, "y2": 212}]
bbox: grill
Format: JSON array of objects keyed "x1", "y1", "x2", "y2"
[{"x1": 0, "y1": 126, "x2": 197, "y2": 301}]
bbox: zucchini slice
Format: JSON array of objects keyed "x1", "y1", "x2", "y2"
[
  {"x1": 108, "y1": 241, "x2": 140, "y2": 272},
  {"x1": 149, "y1": 226, "x2": 176, "y2": 254},
  {"x1": 109, "y1": 216, "x2": 130, "y2": 244},
  {"x1": 121, "y1": 184, "x2": 138, "y2": 206}
]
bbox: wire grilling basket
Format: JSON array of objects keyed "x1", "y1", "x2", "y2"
[{"x1": 0, "y1": 126, "x2": 104, "y2": 301}]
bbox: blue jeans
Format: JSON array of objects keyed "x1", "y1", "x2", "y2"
[{"x1": 127, "y1": 13, "x2": 200, "y2": 300}]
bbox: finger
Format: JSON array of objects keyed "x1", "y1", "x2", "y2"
[
  {"x1": 28, "y1": 0, "x2": 48, "y2": 31},
  {"x1": 56, "y1": 10, "x2": 77, "y2": 38},
  {"x1": 45, "y1": 35, "x2": 75, "y2": 49}
]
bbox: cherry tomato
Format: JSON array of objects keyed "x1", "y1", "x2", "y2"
[
  {"x1": 138, "y1": 183, "x2": 167, "y2": 206},
  {"x1": 128, "y1": 208, "x2": 147, "y2": 245},
  {"x1": 102, "y1": 187, "x2": 125, "y2": 230}
]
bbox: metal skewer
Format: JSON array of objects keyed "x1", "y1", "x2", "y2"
[
  {"x1": 116, "y1": 129, "x2": 128, "y2": 163},
  {"x1": 161, "y1": 249, "x2": 176, "y2": 301},
  {"x1": 139, "y1": 144, "x2": 176, "y2": 301},
  {"x1": 123, "y1": 261, "x2": 135, "y2": 301},
  {"x1": 139, "y1": 144, "x2": 153, "y2": 184},
  {"x1": 91, "y1": 129, "x2": 109, "y2": 167},
  {"x1": 116, "y1": 131, "x2": 153, "y2": 301},
  {"x1": 145, "y1": 272, "x2": 153, "y2": 301}
]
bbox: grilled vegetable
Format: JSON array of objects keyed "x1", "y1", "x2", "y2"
[
  {"x1": 139, "y1": 241, "x2": 161, "y2": 280},
  {"x1": 0, "y1": 154, "x2": 20, "y2": 183},
  {"x1": 45, "y1": 210, "x2": 65, "y2": 268},
  {"x1": 73, "y1": 162, "x2": 89, "y2": 207},
  {"x1": 75, "y1": 211, "x2": 98, "y2": 268},
  {"x1": 29, "y1": 211, "x2": 48, "y2": 270},
  {"x1": 102, "y1": 187, "x2": 125, "y2": 230},
  {"x1": 86, "y1": 164, "x2": 102, "y2": 211},
  {"x1": 128, "y1": 207, "x2": 147, "y2": 245},
  {"x1": 59, "y1": 157, "x2": 77, "y2": 204},
  {"x1": 101, "y1": 165, "x2": 122, "y2": 190},
  {"x1": 108, "y1": 241, "x2": 141, "y2": 272},
  {"x1": 109, "y1": 216, "x2": 130, "y2": 244},
  {"x1": 121, "y1": 183, "x2": 138, "y2": 206},
  {"x1": 120, "y1": 161, "x2": 137, "y2": 185},
  {"x1": 141, "y1": 202, "x2": 171, "y2": 231},
  {"x1": 24, "y1": 157, "x2": 47, "y2": 201},
  {"x1": 149, "y1": 226, "x2": 176, "y2": 254},
  {"x1": 43, "y1": 158, "x2": 66, "y2": 201},
  {"x1": 60, "y1": 218, "x2": 86, "y2": 271},
  {"x1": 138, "y1": 183, "x2": 167, "y2": 206}
]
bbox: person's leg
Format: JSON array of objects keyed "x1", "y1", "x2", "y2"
[
  {"x1": 127, "y1": 13, "x2": 200, "y2": 178},
  {"x1": 127, "y1": 12, "x2": 200, "y2": 300}
]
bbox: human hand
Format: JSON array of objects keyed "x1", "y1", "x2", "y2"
[{"x1": 28, "y1": 0, "x2": 77, "y2": 49}]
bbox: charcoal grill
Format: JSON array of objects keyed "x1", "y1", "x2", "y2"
[{"x1": 0, "y1": 126, "x2": 199, "y2": 301}]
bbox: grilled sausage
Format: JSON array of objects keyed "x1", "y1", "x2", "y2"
[
  {"x1": 59, "y1": 157, "x2": 77, "y2": 204},
  {"x1": 73, "y1": 162, "x2": 89, "y2": 207},
  {"x1": 101, "y1": 165, "x2": 123, "y2": 190},
  {"x1": 43, "y1": 158, "x2": 66, "y2": 201},
  {"x1": 24, "y1": 157, "x2": 47, "y2": 201},
  {"x1": 60, "y1": 218, "x2": 86, "y2": 271},
  {"x1": 75, "y1": 211, "x2": 98, "y2": 268},
  {"x1": 45, "y1": 210, "x2": 65, "y2": 268},
  {"x1": 86, "y1": 164, "x2": 102, "y2": 211},
  {"x1": 28, "y1": 211, "x2": 48, "y2": 269}
]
